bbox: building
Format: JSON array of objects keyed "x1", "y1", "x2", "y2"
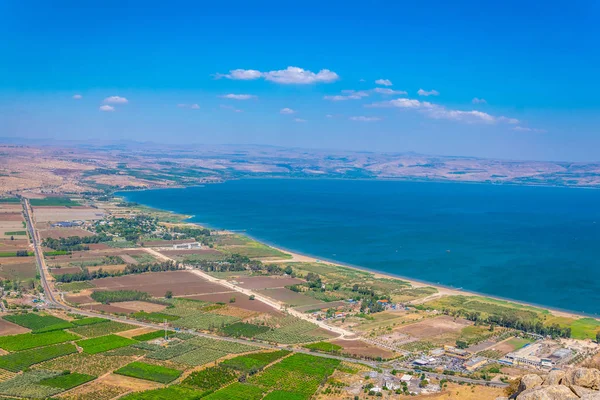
[
  {"x1": 400, "y1": 374, "x2": 413, "y2": 383},
  {"x1": 464, "y1": 356, "x2": 488, "y2": 371},
  {"x1": 444, "y1": 345, "x2": 471, "y2": 359},
  {"x1": 173, "y1": 242, "x2": 202, "y2": 250},
  {"x1": 502, "y1": 343, "x2": 551, "y2": 368}
]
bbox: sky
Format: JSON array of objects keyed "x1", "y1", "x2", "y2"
[{"x1": 1, "y1": 0, "x2": 599, "y2": 162}]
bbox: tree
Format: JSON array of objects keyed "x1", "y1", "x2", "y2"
[
  {"x1": 249, "y1": 294, "x2": 255, "y2": 300},
  {"x1": 455, "y1": 340, "x2": 468, "y2": 349},
  {"x1": 10, "y1": 236, "x2": 14, "y2": 241},
  {"x1": 229, "y1": 296, "x2": 236, "y2": 303},
  {"x1": 596, "y1": 331, "x2": 600, "y2": 343},
  {"x1": 165, "y1": 290, "x2": 173, "y2": 299}
]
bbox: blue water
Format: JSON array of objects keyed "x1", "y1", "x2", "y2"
[{"x1": 118, "y1": 179, "x2": 600, "y2": 315}]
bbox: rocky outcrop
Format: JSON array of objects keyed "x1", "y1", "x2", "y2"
[
  {"x1": 563, "y1": 368, "x2": 600, "y2": 391},
  {"x1": 514, "y1": 368, "x2": 600, "y2": 400}
]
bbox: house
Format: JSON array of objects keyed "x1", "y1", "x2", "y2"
[
  {"x1": 464, "y1": 356, "x2": 487, "y2": 371},
  {"x1": 400, "y1": 374, "x2": 413, "y2": 383},
  {"x1": 173, "y1": 242, "x2": 202, "y2": 250},
  {"x1": 444, "y1": 345, "x2": 471, "y2": 359}
]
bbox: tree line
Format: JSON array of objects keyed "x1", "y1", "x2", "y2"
[
  {"x1": 54, "y1": 260, "x2": 181, "y2": 283},
  {"x1": 43, "y1": 234, "x2": 111, "y2": 251}
]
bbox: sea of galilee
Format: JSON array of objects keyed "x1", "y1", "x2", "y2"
[{"x1": 119, "y1": 178, "x2": 600, "y2": 317}]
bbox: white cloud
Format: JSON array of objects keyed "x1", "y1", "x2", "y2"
[
  {"x1": 324, "y1": 90, "x2": 369, "y2": 101},
  {"x1": 350, "y1": 116, "x2": 381, "y2": 122},
  {"x1": 215, "y1": 66, "x2": 339, "y2": 84},
  {"x1": 220, "y1": 94, "x2": 256, "y2": 100},
  {"x1": 326, "y1": 114, "x2": 334, "y2": 118},
  {"x1": 417, "y1": 89, "x2": 439, "y2": 97},
  {"x1": 99, "y1": 105, "x2": 115, "y2": 112},
  {"x1": 472, "y1": 97, "x2": 487, "y2": 104},
  {"x1": 513, "y1": 126, "x2": 547, "y2": 133},
  {"x1": 373, "y1": 88, "x2": 408, "y2": 95},
  {"x1": 375, "y1": 79, "x2": 393, "y2": 86},
  {"x1": 215, "y1": 69, "x2": 262, "y2": 80},
  {"x1": 294, "y1": 118, "x2": 307, "y2": 123},
  {"x1": 103, "y1": 96, "x2": 128, "y2": 104},
  {"x1": 369, "y1": 97, "x2": 519, "y2": 125},
  {"x1": 72, "y1": 94, "x2": 82, "y2": 100},
  {"x1": 280, "y1": 108, "x2": 295, "y2": 114},
  {"x1": 190, "y1": 104, "x2": 200, "y2": 109}
]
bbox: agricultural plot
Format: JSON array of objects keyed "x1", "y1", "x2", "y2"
[
  {"x1": 0, "y1": 259, "x2": 37, "y2": 280},
  {"x1": 146, "y1": 341, "x2": 197, "y2": 360},
  {"x1": 59, "y1": 381, "x2": 129, "y2": 400},
  {"x1": 0, "y1": 319, "x2": 29, "y2": 335},
  {"x1": 3, "y1": 313, "x2": 73, "y2": 333},
  {"x1": 186, "y1": 336, "x2": 260, "y2": 353},
  {"x1": 220, "y1": 350, "x2": 290, "y2": 373},
  {"x1": 72, "y1": 317, "x2": 109, "y2": 326},
  {"x1": 186, "y1": 292, "x2": 280, "y2": 314},
  {"x1": 69, "y1": 320, "x2": 137, "y2": 337},
  {"x1": 120, "y1": 384, "x2": 202, "y2": 400},
  {"x1": 132, "y1": 330, "x2": 174, "y2": 341},
  {"x1": 220, "y1": 322, "x2": 270, "y2": 338},
  {"x1": 182, "y1": 365, "x2": 237, "y2": 392},
  {"x1": 39, "y1": 372, "x2": 95, "y2": 390},
  {"x1": 256, "y1": 316, "x2": 329, "y2": 344},
  {"x1": 0, "y1": 330, "x2": 79, "y2": 351},
  {"x1": 132, "y1": 311, "x2": 180, "y2": 323},
  {"x1": 0, "y1": 342, "x2": 77, "y2": 372},
  {"x1": 172, "y1": 348, "x2": 227, "y2": 367},
  {"x1": 0, "y1": 369, "x2": 64, "y2": 399},
  {"x1": 258, "y1": 288, "x2": 317, "y2": 307},
  {"x1": 236, "y1": 276, "x2": 304, "y2": 290},
  {"x1": 330, "y1": 339, "x2": 395, "y2": 359},
  {"x1": 57, "y1": 281, "x2": 95, "y2": 292},
  {"x1": 203, "y1": 382, "x2": 265, "y2": 400},
  {"x1": 249, "y1": 353, "x2": 340, "y2": 399},
  {"x1": 34, "y1": 352, "x2": 137, "y2": 376},
  {"x1": 171, "y1": 313, "x2": 240, "y2": 331},
  {"x1": 78, "y1": 334, "x2": 136, "y2": 354},
  {"x1": 115, "y1": 361, "x2": 182, "y2": 384}
]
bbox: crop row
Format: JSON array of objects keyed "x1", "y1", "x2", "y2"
[{"x1": 0, "y1": 342, "x2": 77, "y2": 372}]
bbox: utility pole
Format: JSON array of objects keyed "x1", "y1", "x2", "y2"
[{"x1": 164, "y1": 319, "x2": 168, "y2": 340}]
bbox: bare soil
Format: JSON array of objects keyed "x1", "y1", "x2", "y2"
[
  {"x1": 0, "y1": 318, "x2": 31, "y2": 335},
  {"x1": 395, "y1": 315, "x2": 472, "y2": 339},
  {"x1": 235, "y1": 276, "x2": 305, "y2": 290},
  {"x1": 184, "y1": 292, "x2": 283, "y2": 315},
  {"x1": 331, "y1": 339, "x2": 395, "y2": 359}
]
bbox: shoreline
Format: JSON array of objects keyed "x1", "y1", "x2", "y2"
[{"x1": 115, "y1": 190, "x2": 600, "y2": 324}]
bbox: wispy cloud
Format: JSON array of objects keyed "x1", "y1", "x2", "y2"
[
  {"x1": 294, "y1": 118, "x2": 307, "y2": 123},
  {"x1": 417, "y1": 89, "x2": 439, "y2": 97},
  {"x1": 324, "y1": 90, "x2": 369, "y2": 101},
  {"x1": 513, "y1": 126, "x2": 547, "y2": 133},
  {"x1": 220, "y1": 105, "x2": 242, "y2": 112},
  {"x1": 373, "y1": 88, "x2": 408, "y2": 95},
  {"x1": 72, "y1": 94, "x2": 82, "y2": 100},
  {"x1": 103, "y1": 96, "x2": 128, "y2": 104},
  {"x1": 99, "y1": 105, "x2": 115, "y2": 112},
  {"x1": 350, "y1": 116, "x2": 381, "y2": 122},
  {"x1": 220, "y1": 94, "x2": 256, "y2": 100},
  {"x1": 215, "y1": 66, "x2": 339, "y2": 84},
  {"x1": 177, "y1": 103, "x2": 200, "y2": 109},
  {"x1": 375, "y1": 79, "x2": 393, "y2": 86},
  {"x1": 280, "y1": 108, "x2": 295, "y2": 114},
  {"x1": 472, "y1": 97, "x2": 487, "y2": 104},
  {"x1": 369, "y1": 97, "x2": 518, "y2": 125}
]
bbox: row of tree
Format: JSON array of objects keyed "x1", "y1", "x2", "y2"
[
  {"x1": 54, "y1": 260, "x2": 181, "y2": 283},
  {"x1": 43, "y1": 234, "x2": 111, "y2": 251}
]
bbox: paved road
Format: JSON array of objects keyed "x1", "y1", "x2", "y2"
[{"x1": 20, "y1": 200, "x2": 506, "y2": 389}]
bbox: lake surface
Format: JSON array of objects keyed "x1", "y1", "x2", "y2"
[{"x1": 119, "y1": 179, "x2": 600, "y2": 315}]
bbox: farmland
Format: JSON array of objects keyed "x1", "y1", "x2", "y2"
[
  {"x1": 220, "y1": 350, "x2": 290, "y2": 373},
  {"x1": 0, "y1": 342, "x2": 77, "y2": 372},
  {"x1": 34, "y1": 351, "x2": 139, "y2": 376},
  {"x1": 39, "y1": 371, "x2": 95, "y2": 390},
  {"x1": 0, "y1": 330, "x2": 79, "y2": 351},
  {"x1": 69, "y1": 320, "x2": 137, "y2": 337},
  {"x1": 115, "y1": 361, "x2": 182, "y2": 383},
  {"x1": 182, "y1": 365, "x2": 237, "y2": 391},
  {"x1": 78, "y1": 334, "x2": 137, "y2": 354},
  {"x1": 0, "y1": 370, "x2": 64, "y2": 398},
  {"x1": 3, "y1": 313, "x2": 73, "y2": 333},
  {"x1": 204, "y1": 382, "x2": 265, "y2": 400}
]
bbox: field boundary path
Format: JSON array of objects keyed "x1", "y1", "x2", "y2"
[{"x1": 141, "y1": 247, "x2": 356, "y2": 339}]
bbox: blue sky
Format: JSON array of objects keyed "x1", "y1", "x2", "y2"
[{"x1": 1, "y1": 0, "x2": 599, "y2": 161}]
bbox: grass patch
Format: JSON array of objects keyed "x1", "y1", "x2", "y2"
[
  {"x1": 69, "y1": 320, "x2": 136, "y2": 338},
  {"x1": 303, "y1": 341, "x2": 342, "y2": 353},
  {"x1": 72, "y1": 317, "x2": 110, "y2": 326},
  {"x1": 505, "y1": 337, "x2": 533, "y2": 351},
  {"x1": 39, "y1": 372, "x2": 95, "y2": 390},
  {"x1": 57, "y1": 281, "x2": 95, "y2": 292},
  {"x1": 0, "y1": 343, "x2": 77, "y2": 372},
  {"x1": 570, "y1": 318, "x2": 600, "y2": 340},
  {"x1": 0, "y1": 330, "x2": 79, "y2": 352},
  {"x1": 115, "y1": 361, "x2": 181, "y2": 384},
  {"x1": 78, "y1": 334, "x2": 136, "y2": 354}
]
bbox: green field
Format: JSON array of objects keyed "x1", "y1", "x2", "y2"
[
  {"x1": 0, "y1": 251, "x2": 33, "y2": 257},
  {"x1": 146, "y1": 342, "x2": 197, "y2": 361},
  {"x1": 203, "y1": 383, "x2": 264, "y2": 400},
  {"x1": 39, "y1": 372, "x2": 95, "y2": 389},
  {"x1": 132, "y1": 311, "x2": 180, "y2": 323},
  {"x1": 0, "y1": 370, "x2": 64, "y2": 399},
  {"x1": 263, "y1": 390, "x2": 306, "y2": 400},
  {"x1": 30, "y1": 197, "x2": 80, "y2": 206},
  {"x1": 71, "y1": 317, "x2": 110, "y2": 326},
  {"x1": 77, "y1": 334, "x2": 136, "y2": 354},
  {"x1": 303, "y1": 341, "x2": 342, "y2": 353},
  {"x1": 0, "y1": 330, "x2": 79, "y2": 352},
  {"x1": 56, "y1": 281, "x2": 95, "y2": 292},
  {"x1": 69, "y1": 320, "x2": 136, "y2": 338},
  {"x1": 4, "y1": 231, "x2": 26, "y2": 236},
  {"x1": 220, "y1": 350, "x2": 290, "y2": 373},
  {"x1": 505, "y1": 337, "x2": 534, "y2": 351},
  {"x1": 249, "y1": 353, "x2": 340, "y2": 399},
  {"x1": 115, "y1": 361, "x2": 181, "y2": 384},
  {"x1": 3, "y1": 313, "x2": 73, "y2": 333},
  {"x1": 120, "y1": 385, "x2": 203, "y2": 400},
  {"x1": 182, "y1": 366, "x2": 237, "y2": 391},
  {"x1": 220, "y1": 322, "x2": 270, "y2": 338},
  {"x1": 0, "y1": 198, "x2": 20, "y2": 203},
  {"x1": 0, "y1": 343, "x2": 77, "y2": 372}
]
